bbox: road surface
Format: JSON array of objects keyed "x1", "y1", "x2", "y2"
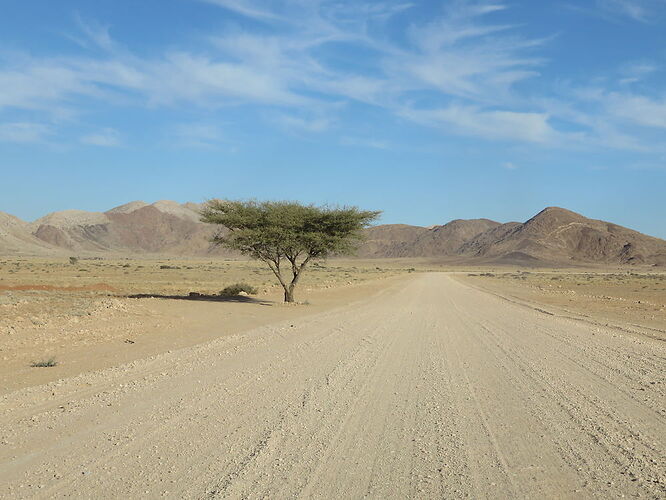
[{"x1": 1, "y1": 274, "x2": 664, "y2": 498}]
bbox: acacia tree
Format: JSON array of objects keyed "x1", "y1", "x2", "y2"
[{"x1": 201, "y1": 200, "x2": 380, "y2": 303}]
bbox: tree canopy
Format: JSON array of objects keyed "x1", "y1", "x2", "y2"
[{"x1": 201, "y1": 200, "x2": 381, "y2": 302}]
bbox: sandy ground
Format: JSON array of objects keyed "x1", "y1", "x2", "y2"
[
  {"x1": 1, "y1": 273, "x2": 663, "y2": 499},
  {"x1": 0, "y1": 257, "x2": 410, "y2": 392},
  {"x1": 0, "y1": 256, "x2": 411, "y2": 297},
  {"x1": 461, "y1": 270, "x2": 666, "y2": 336}
]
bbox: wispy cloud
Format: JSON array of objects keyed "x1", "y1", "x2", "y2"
[
  {"x1": 80, "y1": 128, "x2": 122, "y2": 147},
  {"x1": 400, "y1": 104, "x2": 560, "y2": 144},
  {"x1": 563, "y1": 0, "x2": 666, "y2": 33},
  {"x1": 275, "y1": 114, "x2": 330, "y2": 133},
  {"x1": 0, "y1": 0, "x2": 663, "y2": 154},
  {"x1": 0, "y1": 55, "x2": 97, "y2": 115},
  {"x1": 170, "y1": 122, "x2": 227, "y2": 149},
  {"x1": 0, "y1": 122, "x2": 51, "y2": 143},
  {"x1": 199, "y1": 0, "x2": 288, "y2": 22},
  {"x1": 575, "y1": 0, "x2": 666, "y2": 22},
  {"x1": 596, "y1": 0, "x2": 658, "y2": 21},
  {"x1": 604, "y1": 93, "x2": 666, "y2": 128},
  {"x1": 618, "y1": 61, "x2": 657, "y2": 85},
  {"x1": 570, "y1": 84, "x2": 666, "y2": 130},
  {"x1": 74, "y1": 13, "x2": 119, "y2": 52}
]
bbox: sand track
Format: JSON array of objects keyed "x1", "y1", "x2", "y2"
[{"x1": 1, "y1": 274, "x2": 664, "y2": 498}]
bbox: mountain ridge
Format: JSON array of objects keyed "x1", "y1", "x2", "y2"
[{"x1": 1, "y1": 202, "x2": 664, "y2": 265}]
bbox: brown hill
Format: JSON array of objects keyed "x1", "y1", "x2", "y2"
[
  {"x1": 458, "y1": 222, "x2": 523, "y2": 256},
  {"x1": 359, "y1": 219, "x2": 501, "y2": 258},
  {"x1": 106, "y1": 201, "x2": 149, "y2": 214},
  {"x1": 359, "y1": 224, "x2": 429, "y2": 258},
  {"x1": 459, "y1": 207, "x2": 666, "y2": 266},
  {"x1": 104, "y1": 205, "x2": 218, "y2": 254},
  {"x1": 28, "y1": 202, "x2": 223, "y2": 255},
  {"x1": 0, "y1": 212, "x2": 62, "y2": 256},
  {"x1": 360, "y1": 208, "x2": 666, "y2": 265},
  {"x1": 1, "y1": 203, "x2": 664, "y2": 265},
  {"x1": 413, "y1": 219, "x2": 501, "y2": 256}
]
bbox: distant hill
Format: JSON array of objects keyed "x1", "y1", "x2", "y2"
[
  {"x1": 363, "y1": 207, "x2": 666, "y2": 266},
  {"x1": 16, "y1": 201, "x2": 224, "y2": 256},
  {"x1": 0, "y1": 212, "x2": 62, "y2": 256},
  {"x1": 359, "y1": 219, "x2": 500, "y2": 258},
  {"x1": 458, "y1": 207, "x2": 666, "y2": 266},
  {"x1": 359, "y1": 224, "x2": 429, "y2": 258},
  {"x1": 1, "y1": 202, "x2": 664, "y2": 266}
]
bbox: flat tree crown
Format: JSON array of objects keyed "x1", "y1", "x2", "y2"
[
  {"x1": 200, "y1": 200, "x2": 380, "y2": 302},
  {"x1": 201, "y1": 200, "x2": 380, "y2": 259}
]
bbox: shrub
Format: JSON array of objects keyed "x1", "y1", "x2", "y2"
[
  {"x1": 69, "y1": 256, "x2": 79, "y2": 265},
  {"x1": 31, "y1": 357, "x2": 58, "y2": 368},
  {"x1": 219, "y1": 283, "x2": 258, "y2": 296}
]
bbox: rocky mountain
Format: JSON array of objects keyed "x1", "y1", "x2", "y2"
[
  {"x1": 0, "y1": 212, "x2": 61, "y2": 256},
  {"x1": 458, "y1": 207, "x2": 666, "y2": 266},
  {"x1": 360, "y1": 224, "x2": 429, "y2": 258},
  {"x1": 1, "y1": 202, "x2": 664, "y2": 266},
  {"x1": 412, "y1": 218, "x2": 502, "y2": 256},
  {"x1": 359, "y1": 219, "x2": 500, "y2": 258},
  {"x1": 22, "y1": 201, "x2": 223, "y2": 255},
  {"x1": 359, "y1": 208, "x2": 666, "y2": 265}
]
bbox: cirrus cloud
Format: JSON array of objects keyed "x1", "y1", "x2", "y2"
[{"x1": 0, "y1": 0, "x2": 663, "y2": 156}]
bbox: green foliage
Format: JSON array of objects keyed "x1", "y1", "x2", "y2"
[
  {"x1": 201, "y1": 200, "x2": 380, "y2": 260},
  {"x1": 219, "y1": 283, "x2": 259, "y2": 296},
  {"x1": 201, "y1": 200, "x2": 380, "y2": 302}
]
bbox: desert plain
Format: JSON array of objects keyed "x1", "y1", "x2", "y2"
[
  {"x1": 0, "y1": 254, "x2": 664, "y2": 498},
  {"x1": 0, "y1": 257, "x2": 410, "y2": 392}
]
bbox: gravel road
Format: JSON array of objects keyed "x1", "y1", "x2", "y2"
[{"x1": 1, "y1": 273, "x2": 664, "y2": 499}]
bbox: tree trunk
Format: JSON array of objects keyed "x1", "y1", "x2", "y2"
[
  {"x1": 283, "y1": 261, "x2": 308, "y2": 303},
  {"x1": 283, "y1": 286, "x2": 295, "y2": 303}
]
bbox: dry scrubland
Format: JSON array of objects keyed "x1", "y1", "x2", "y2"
[
  {"x1": 1, "y1": 258, "x2": 665, "y2": 498},
  {"x1": 0, "y1": 256, "x2": 411, "y2": 295},
  {"x1": 3, "y1": 256, "x2": 664, "y2": 394},
  {"x1": 1, "y1": 273, "x2": 664, "y2": 498},
  {"x1": 461, "y1": 268, "x2": 666, "y2": 336},
  {"x1": 0, "y1": 256, "x2": 414, "y2": 392}
]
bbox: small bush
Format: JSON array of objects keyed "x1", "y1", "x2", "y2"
[
  {"x1": 31, "y1": 357, "x2": 58, "y2": 368},
  {"x1": 219, "y1": 283, "x2": 258, "y2": 296},
  {"x1": 69, "y1": 256, "x2": 79, "y2": 265}
]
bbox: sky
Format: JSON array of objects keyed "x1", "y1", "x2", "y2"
[{"x1": 1, "y1": 0, "x2": 665, "y2": 237}]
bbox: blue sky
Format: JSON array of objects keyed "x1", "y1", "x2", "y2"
[{"x1": 1, "y1": 0, "x2": 665, "y2": 237}]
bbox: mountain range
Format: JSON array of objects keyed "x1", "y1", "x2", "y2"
[{"x1": 1, "y1": 201, "x2": 665, "y2": 266}]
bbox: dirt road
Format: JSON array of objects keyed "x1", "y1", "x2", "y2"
[{"x1": 1, "y1": 274, "x2": 664, "y2": 498}]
